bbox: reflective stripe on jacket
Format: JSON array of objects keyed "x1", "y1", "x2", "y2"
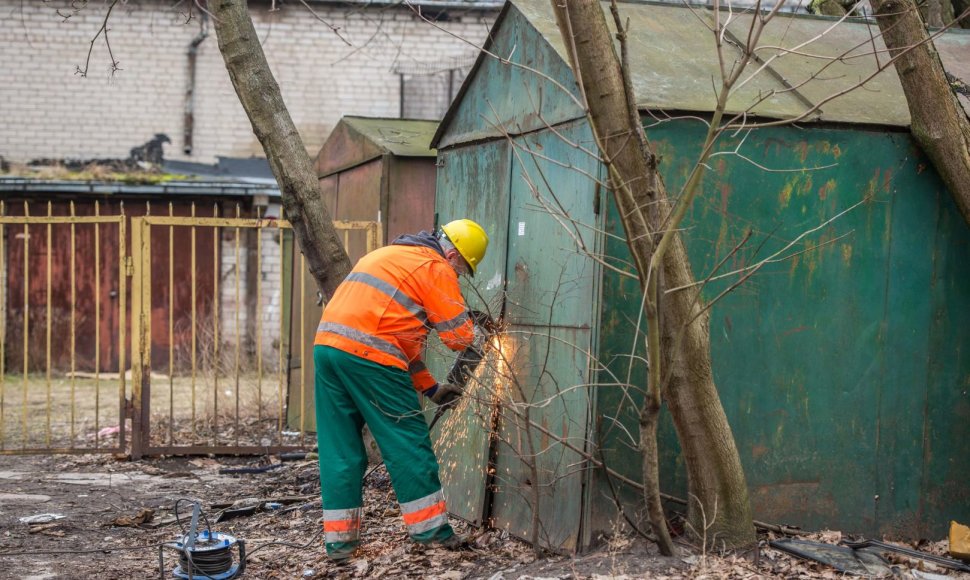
[{"x1": 314, "y1": 244, "x2": 474, "y2": 391}]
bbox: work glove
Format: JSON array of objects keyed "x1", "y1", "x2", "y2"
[{"x1": 427, "y1": 382, "x2": 463, "y2": 408}]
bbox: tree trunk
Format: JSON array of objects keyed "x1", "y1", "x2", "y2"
[
  {"x1": 659, "y1": 236, "x2": 756, "y2": 549},
  {"x1": 810, "y1": 0, "x2": 849, "y2": 17},
  {"x1": 956, "y1": 0, "x2": 970, "y2": 27},
  {"x1": 210, "y1": 0, "x2": 353, "y2": 299},
  {"x1": 871, "y1": 0, "x2": 970, "y2": 226},
  {"x1": 552, "y1": 0, "x2": 755, "y2": 550}
]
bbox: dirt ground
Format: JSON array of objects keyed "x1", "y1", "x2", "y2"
[{"x1": 0, "y1": 453, "x2": 967, "y2": 580}]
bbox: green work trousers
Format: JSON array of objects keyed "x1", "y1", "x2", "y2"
[{"x1": 314, "y1": 345, "x2": 454, "y2": 560}]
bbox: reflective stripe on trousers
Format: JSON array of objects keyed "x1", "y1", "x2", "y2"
[
  {"x1": 323, "y1": 507, "x2": 362, "y2": 544},
  {"x1": 400, "y1": 490, "x2": 449, "y2": 535}
]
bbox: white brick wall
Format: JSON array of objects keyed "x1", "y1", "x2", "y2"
[
  {"x1": 257, "y1": 227, "x2": 285, "y2": 365},
  {"x1": 0, "y1": 1, "x2": 495, "y2": 164},
  {"x1": 0, "y1": 2, "x2": 495, "y2": 373},
  {"x1": 215, "y1": 220, "x2": 291, "y2": 370}
]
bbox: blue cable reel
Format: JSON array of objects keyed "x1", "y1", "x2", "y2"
[{"x1": 159, "y1": 501, "x2": 246, "y2": 580}]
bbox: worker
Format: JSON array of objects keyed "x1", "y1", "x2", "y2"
[{"x1": 313, "y1": 218, "x2": 489, "y2": 562}]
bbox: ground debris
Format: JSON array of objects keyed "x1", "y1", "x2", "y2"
[
  {"x1": 27, "y1": 522, "x2": 66, "y2": 537},
  {"x1": 1, "y1": 455, "x2": 965, "y2": 579},
  {"x1": 106, "y1": 507, "x2": 155, "y2": 527}
]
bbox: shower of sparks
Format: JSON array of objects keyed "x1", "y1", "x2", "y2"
[{"x1": 433, "y1": 326, "x2": 516, "y2": 489}]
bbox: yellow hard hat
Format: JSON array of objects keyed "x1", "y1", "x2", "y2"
[{"x1": 441, "y1": 219, "x2": 488, "y2": 276}]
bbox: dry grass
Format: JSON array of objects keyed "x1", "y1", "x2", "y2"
[{"x1": 0, "y1": 370, "x2": 304, "y2": 452}]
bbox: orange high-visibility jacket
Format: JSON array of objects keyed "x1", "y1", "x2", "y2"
[{"x1": 314, "y1": 242, "x2": 474, "y2": 391}]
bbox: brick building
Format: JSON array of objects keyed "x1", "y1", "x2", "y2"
[
  {"x1": 0, "y1": 0, "x2": 499, "y2": 164},
  {"x1": 0, "y1": 0, "x2": 500, "y2": 372}
]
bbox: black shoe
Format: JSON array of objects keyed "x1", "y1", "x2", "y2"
[
  {"x1": 432, "y1": 533, "x2": 469, "y2": 550},
  {"x1": 330, "y1": 556, "x2": 353, "y2": 567}
]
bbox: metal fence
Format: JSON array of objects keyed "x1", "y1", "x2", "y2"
[
  {"x1": 0, "y1": 201, "x2": 128, "y2": 454},
  {"x1": 0, "y1": 200, "x2": 381, "y2": 457}
]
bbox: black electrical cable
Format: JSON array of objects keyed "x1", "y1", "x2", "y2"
[
  {"x1": 177, "y1": 537, "x2": 235, "y2": 576},
  {"x1": 243, "y1": 527, "x2": 325, "y2": 561},
  {"x1": 0, "y1": 543, "x2": 166, "y2": 557},
  {"x1": 174, "y1": 498, "x2": 214, "y2": 538},
  {"x1": 1, "y1": 498, "x2": 324, "y2": 574}
]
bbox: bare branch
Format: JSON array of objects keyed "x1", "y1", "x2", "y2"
[
  {"x1": 667, "y1": 195, "x2": 870, "y2": 294},
  {"x1": 76, "y1": 0, "x2": 121, "y2": 78},
  {"x1": 296, "y1": 0, "x2": 351, "y2": 46}
]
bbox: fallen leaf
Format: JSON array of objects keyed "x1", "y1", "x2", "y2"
[{"x1": 108, "y1": 507, "x2": 155, "y2": 527}]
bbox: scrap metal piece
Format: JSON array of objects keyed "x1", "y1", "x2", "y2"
[
  {"x1": 770, "y1": 538, "x2": 893, "y2": 577},
  {"x1": 843, "y1": 539, "x2": 970, "y2": 573},
  {"x1": 950, "y1": 521, "x2": 970, "y2": 561}
]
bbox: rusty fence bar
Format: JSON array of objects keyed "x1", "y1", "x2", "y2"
[
  {"x1": 0, "y1": 201, "x2": 127, "y2": 455},
  {"x1": 0, "y1": 201, "x2": 380, "y2": 458},
  {"x1": 129, "y1": 211, "x2": 382, "y2": 457}
]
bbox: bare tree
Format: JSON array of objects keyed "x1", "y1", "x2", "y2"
[
  {"x1": 870, "y1": 0, "x2": 970, "y2": 225},
  {"x1": 211, "y1": 0, "x2": 353, "y2": 299},
  {"x1": 551, "y1": 0, "x2": 756, "y2": 553}
]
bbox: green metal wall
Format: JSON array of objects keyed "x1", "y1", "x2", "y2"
[
  {"x1": 430, "y1": 121, "x2": 602, "y2": 551},
  {"x1": 595, "y1": 119, "x2": 970, "y2": 540},
  {"x1": 429, "y1": 0, "x2": 969, "y2": 547},
  {"x1": 488, "y1": 121, "x2": 600, "y2": 552},
  {"x1": 428, "y1": 138, "x2": 512, "y2": 527}
]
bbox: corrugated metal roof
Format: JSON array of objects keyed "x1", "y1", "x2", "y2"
[
  {"x1": 342, "y1": 116, "x2": 439, "y2": 157},
  {"x1": 0, "y1": 156, "x2": 281, "y2": 197},
  {"x1": 0, "y1": 177, "x2": 280, "y2": 197},
  {"x1": 497, "y1": 0, "x2": 970, "y2": 127},
  {"x1": 308, "y1": 0, "x2": 503, "y2": 10}
]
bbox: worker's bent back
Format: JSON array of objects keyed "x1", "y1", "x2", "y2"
[{"x1": 315, "y1": 243, "x2": 474, "y2": 390}]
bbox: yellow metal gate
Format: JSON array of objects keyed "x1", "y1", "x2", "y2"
[
  {"x1": 0, "y1": 201, "x2": 128, "y2": 455},
  {"x1": 128, "y1": 213, "x2": 381, "y2": 457},
  {"x1": 0, "y1": 200, "x2": 381, "y2": 457}
]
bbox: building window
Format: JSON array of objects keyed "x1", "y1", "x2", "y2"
[{"x1": 396, "y1": 54, "x2": 477, "y2": 120}]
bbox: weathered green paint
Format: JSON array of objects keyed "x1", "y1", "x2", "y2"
[
  {"x1": 594, "y1": 120, "x2": 970, "y2": 539},
  {"x1": 923, "y1": 189, "x2": 970, "y2": 537},
  {"x1": 487, "y1": 123, "x2": 599, "y2": 551},
  {"x1": 585, "y1": 191, "x2": 651, "y2": 544},
  {"x1": 436, "y1": 139, "x2": 513, "y2": 320},
  {"x1": 428, "y1": 140, "x2": 513, "y2": 526},
  {"x1": 647, "y1": 121, "x2": 898, "y2": 534},
  {"x1": 489, "y1": 325, "x2": 591, "y2": 552},
  {"x1": 432, "y1": 2, "x2": 583, "y2": 150},
  {"x1": 504, "y1": 121, "x2": 600, "y2": 328},
  {"x1": 430, "y1": 0, "x2": 970, "y2": 550}
]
